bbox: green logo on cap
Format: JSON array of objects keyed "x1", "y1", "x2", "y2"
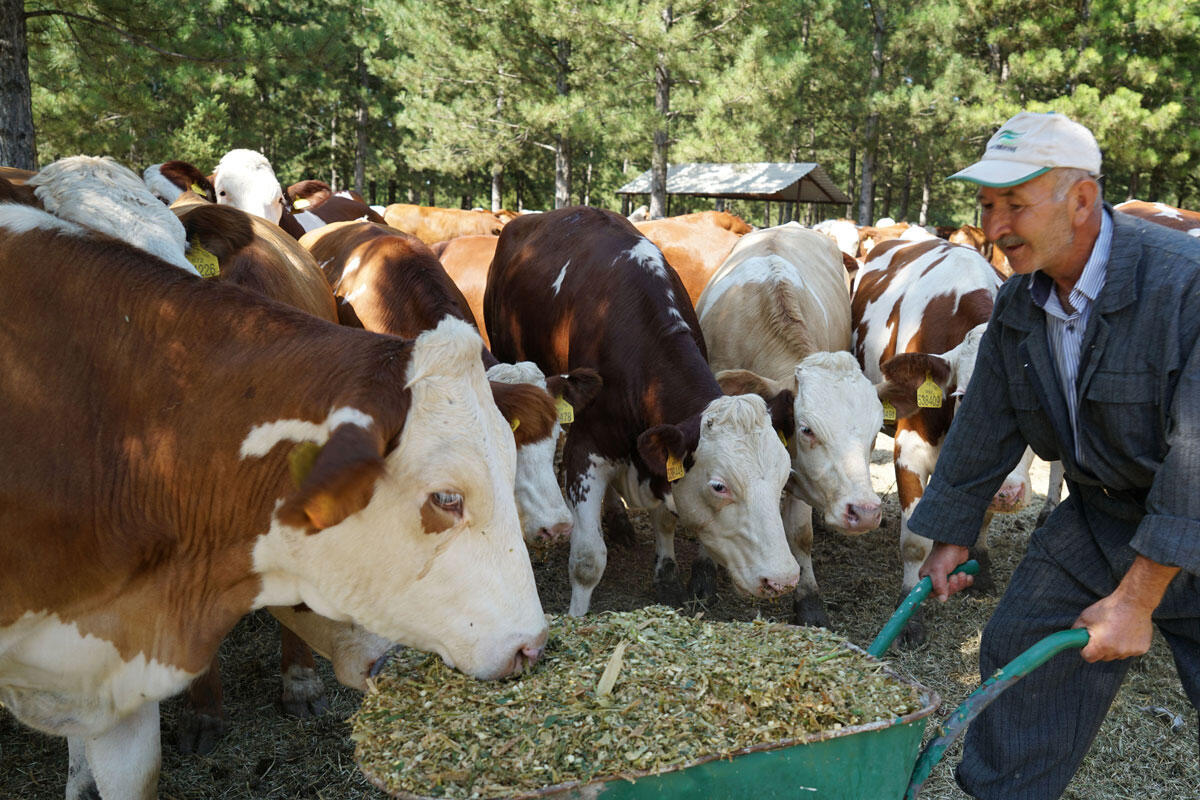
[{"x1": 995, "y1": 129, "x2": 1021, "y2": 141}]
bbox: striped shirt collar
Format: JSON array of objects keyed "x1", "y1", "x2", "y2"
[{"x1": 1028, "y1": 208, "x2": 1113, "y2": 315}]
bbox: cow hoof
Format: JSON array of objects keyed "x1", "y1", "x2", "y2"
[
  {"x1": 688, "y1": 557, "x2": 719, "y2": 604},
  {"x1": 965, "y1": 548, "x2": 995, "y2": 595},
  {"x1": 602, "y1": 502, "x2": 638, "y2": 548},
  {"x1": 176, "y1": 710, "x2": 228, "y2": 756},
  {"x1": 792, "y1": 595, "x2": 831, "y2": 629},
  {"x1": 280, "y1": 666, "x2": 330, "y2": 718},
  {"x1": 653, "y1": 558, "x2": 686, "y2": 606}
]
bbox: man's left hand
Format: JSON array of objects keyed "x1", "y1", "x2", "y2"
[{"x1": 1073, "y1": 595, "x2": 1154, "y2": 662}]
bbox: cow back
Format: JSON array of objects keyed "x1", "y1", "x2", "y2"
[
  {"x1": 1115, "y1": 200, "x2": 1200, "y2": 237},
  {"x1": 383, "y1": 203, "x2": 507, "y2": 244},
  {"x1": 634, "y1": 216, "x2": 742, "y2": 306}
]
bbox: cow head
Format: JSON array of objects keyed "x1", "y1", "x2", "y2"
[
  {"x1": 212, "y1": 149, "x2": 286, "y2": 225},
  {"x1": 718, "y1": 353, "x2": 883, "y2": 534},
  {"x1": 637, "y1": 394, "x2": 799, "y2": 598},
  {"x1": 875, "y1": 324, "x2": 989, "y2": 420},
  {"x1": 486, "y1": 362, "x2": 601, "y2": 545},
  {"x1": 252, "y1": 318, "x2": 547, "y2": 680}
]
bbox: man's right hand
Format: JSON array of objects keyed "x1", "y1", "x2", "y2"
[{"x1": 919, "y1": 542, "x2": 972, "y2": 602}]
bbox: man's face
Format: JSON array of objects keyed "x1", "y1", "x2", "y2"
[{"x1": 978, "y1": 171, "x2": 1075, "y2": 277}]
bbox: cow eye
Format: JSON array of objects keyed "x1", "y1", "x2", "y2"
[
  {"x1": 799, "y1": 425, "x2": 815, "y2": 438},
  {"x1": 432, "y1": 491, "x2": 463, "y2": 516},
  {"x1": 708, "y1": 480, "x2": 729, "y2": 496}
]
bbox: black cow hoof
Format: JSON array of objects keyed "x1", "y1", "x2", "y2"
[
  {"x1": 965, "y1": 548, "x2": 995, "y2": 595},
  {"x1": 792, "y1": 595, "x2": 831, "y2": 629},
  {"x1": 688, "y1": 558, "x2": 719, "y2": 604},
  {"x1": 176, "y1": 710, "x2": 228, "y2": 756},
  {"x1": 279, "y1": 667, "x2": 330, "y2": 718},
  {"x1": 654, "y1": 558, "x2": 686, "y2": 606}
]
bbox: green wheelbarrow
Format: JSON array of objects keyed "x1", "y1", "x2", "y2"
[{"x1": 361, "y1": 561, "x2": 1090, "y2": 799}]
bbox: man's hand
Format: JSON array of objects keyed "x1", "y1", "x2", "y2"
[
  {"x1": 1074, "y1": 555, "x2": 1179, "y2": 662},
  {"x1": 919, "y1": 542, "x2": 972, "y2": 602}
]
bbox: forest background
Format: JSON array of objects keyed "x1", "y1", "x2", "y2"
[{"x1": 1, "y1": 0, "x2": 1197, "y2": 228}]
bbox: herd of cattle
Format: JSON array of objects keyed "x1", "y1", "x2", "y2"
[{"x1": 1, "y1": 149, "x2": 1197, "y2": 799}]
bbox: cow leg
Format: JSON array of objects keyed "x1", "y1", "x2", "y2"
[
  {"x1": 279, "y1": 624, "x2": 329, "y2": 717},
  {"x1": 687, "y1": 541, "x2": 719, "y2": 605},
  {"x1": 895, "y1": 426, "x2": 939, "y2": 647},
  {"x1": 565, "y1": 443, "x2": 615, "y2": 616},
  {"x1": 783, "y1": 493, "x2": 829, "y2": 628},
  {"x1": 643, "y1": 503, "x2": 685, "y2": 605},
  {"x1": 68, "y1": 701, "x2": 160, "y2": 800},
  {"x1": 601, "y1": 486, "x2": 639, "y2": 548},
  {"x1": 1037, "y1": 460, "x2": 1065, "y2": 527},
  {"x1": 177, "y1": 653, "x2": 227, "y2": 755},
  {"x1": 966, "y1": 512, "x2": 996, "y2": 595}
]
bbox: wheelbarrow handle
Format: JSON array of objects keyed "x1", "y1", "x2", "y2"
[
  {"x1": 905, "y1": 627, "x2": 1090, "y2": 799},
  {"x1": 867, "y1": 560, "x2": 981, "y2": 658}
]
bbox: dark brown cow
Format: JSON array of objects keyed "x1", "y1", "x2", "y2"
[
  {"x1": 300, "y1": 221, "x2": 600, "y2": 546},
  {"x1": 286, "y1": 179, "x2": 368, "y2": 211},
  {"x1": 383, "y1": 203, "x2": 509, "y2": 244},
  {"x1": 852, "y1": 238, "x2": 1033, "y2": 644},
  {"x1": 485, "y1": 206, "x2": 800, "y2": 616},
  {"x1": 0, "y1": 201, "x2": 547, "y2": 798},
  {"x1": 144, "y1": 160, "x2": 216, "y2": 204},
  {"x1": 432, "y1": 233, "x2": 499, "y2": 348},
  {"x1": 1114, "y1": 199, "x2": 1200, "y2": 236}
]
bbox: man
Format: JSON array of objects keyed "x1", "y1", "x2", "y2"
[{"x1": 912, "y1": 110, "x2": 1200, "y2": 799}]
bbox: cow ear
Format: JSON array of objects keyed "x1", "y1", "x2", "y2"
[
  {"x1": 490, "y1": 381, "x2": 556, "y2": 447},
  {"x1": 277, "y1": 424, "x2": 386, "y2": 532},
  {"x1": 0, "y1": 177, "x2": 39, "y2": 207},
  {"x1": 876, "y1": 353, "x2": 953, "y2": 420},
  {"x1": 545, "y1": 368, "x2": 603, "y2": 412},
  {"x1": 637, "y1": 424, "x2": 687, "y2": 478},
  {"x1": 716, "y1": 369, "x2": 793, "y2": 441}
]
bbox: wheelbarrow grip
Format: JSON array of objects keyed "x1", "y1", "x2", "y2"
[
  {"x1": 904, "y1": 628, "x2": 1090, "y2": 800},
  {"x1": 867, "y1": 560, "x2": 981, "y2": 658}
]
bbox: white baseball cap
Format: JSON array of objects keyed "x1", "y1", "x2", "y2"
[{"x1": 948, "y1": 111, "x2": 1101, "y2": 187}]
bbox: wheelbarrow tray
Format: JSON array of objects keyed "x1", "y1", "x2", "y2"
[{"x1": 358, "y1": 651, "x2": 939, "y2": 800}]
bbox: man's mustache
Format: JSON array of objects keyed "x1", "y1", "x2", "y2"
[{"x1": 995, "y1": 234, "x2": 1026, "y2": 249}]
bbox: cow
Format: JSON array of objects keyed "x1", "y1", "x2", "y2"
[
  {"x1": 1114, "y1": 199, "x2": 1200, "y2": 236},
  {"x1": 0, "y1": 190, "x2": 548, "y2": 798},
  {"x1": 485, "y1": 206, "x2": 800, "y2": 616},
  {"x1": 432, "y1": 234, "x2": 499, "y2": 348},
  {"x1": 286, "y1": 179, "x2": 368, "y2": 211},
  {"x1": 0, "y1": 165, "x2": 35, "y2": 185},
  {"x1": 855, "y1": 222, "x2": 938, "y2": 260},
  {"x1": 300, "y1": 220, "x2": 601, "y2": 546},
  {"x1": 948, "y1": 223, "x2": 1012, "y2": 277},
  {"x1": 143, "y1": 160, "x2": 216, "y2": 205},
  {"x1": 695, "y1": 222, "x2": 884, "y2": 627},
  {"x1": 852, "y1": 237, "x2": 1034, "y2": 644},
  {"x1": 633, "y1": 214, "x2": 744, "y2": 305},
  {"x1": 211, "y1": 149, "x2": 385, "y2": 239},
  {"x1": 382, "y1": 202, "x2": 511, "y2": 244}
]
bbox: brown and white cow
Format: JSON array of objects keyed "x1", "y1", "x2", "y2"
[
  {"x1": 634, "y1": 214, "x2": 744, "y2": 306},
  {"x1": 211, "y1": 149, "x2": 385, "y2": 240},
  {"x1": 143, "y1": 160, "x2": 216, "y2": 205},
  {"x1": 695, "y1": 222, "x2": 884, "y2": 627},
  {"x1": 382, "y1": 202, "x2": 510, "y2": 244},
  {"x1": 852, "y1": 238, "x2": 1034, "y2": 644},
  {"x1": 485, "y1": 206, "x2": 799, "y2": 615},
  {"x1": 1114, "y1": 199, "x2": 1200, "y2": 237},
  {"x1": 287, "y1": 179, "x2": 367, "y2": 210},
  {"x1": 300, "y1": 220, "x2": 599, "y2": 546},
  {"x1": 432, "y1": 233, "x2": 499, "y2": 348},
  {"x1": 0, "y1": 199, "x2": 546, "y2": 799}
]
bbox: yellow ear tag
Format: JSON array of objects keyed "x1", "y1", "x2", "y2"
[
  {"x1": 190, "y1": 182, "x2": 208, "y2": 198},
  {"x1": 882, "y1": 400, "x2": 897, "y2": 423},
  {"x1": 916, "y1": 372, "x2": 943, "y2": 409},
  {"x1": 288, "y1": 441, "x2": 323, "y2": 488},
  {"x1": 666, "y1": 454, "x2": 685, "y2": 482},
  {"x1": 293, "y1": 197, "x2": 312, "y2": 210},
  {"x1": 778, "y1": 430, "x2": 789, "y2": 448},
  {"x1": 510, "y1": 417, "x2": 520, "y2": 432},
  {"x1": 555, "y1": 396, "x2": 575, "y2": 424},
  {"x1": 186, "y1": 242, "x2": 221, "y2": 278}
]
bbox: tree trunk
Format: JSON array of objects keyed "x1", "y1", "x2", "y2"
[
  {"x1": 858, "y1": 0, "x2": 885, "y2": 226},
  {"x1": 554, "y1": 40, "x2": 572, "y2": 208},
  {"x1": 1127, "y1": 172, "x2": 1140, "y2": 202},
  {"x1": 918, "y1": 167, "x2": 932, "y2": 227},
  {"x1": 0, "y1": 0, "x2": 37, "y2": 169},
  {"x1": 491, "y1": 162, "x2": 503, "y2": 212},
  {"x1": 354, "y1": 53, "x2": 368, "y2": 196},
  {"x1": 649, "y1": 6, "x2": 674, "y2": 220},
  {"x1": 847, "y1": 138, "x2": 857, "y2": 216},
  {"x1": 897, "y1": 163, "x2": 913, "y2": 223},
  {"x1": 329, "y1": 101, "x2": 339, "y2": 191}
]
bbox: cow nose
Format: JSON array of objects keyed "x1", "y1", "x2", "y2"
[
  {"x1": 761, "y1": 575, "x2": 798, "y2": 597},
  {"x1": 368, "y1": 644, "x2": 406, "y2": 678},
  {"x1": 538, "y1": 521, "x2": 573, "y2": 542},
  {"x1": 843, "y1": 502, "x2": 882, "y2": 532},
  {"x1": 511, "y1": 635, "x2": 547, "y2": 675}
]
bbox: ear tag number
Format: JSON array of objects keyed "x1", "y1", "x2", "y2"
[
  {"x1": 186, "y1": 242, "x2": 221, "y2": 278},
  {"x1": 882, "y1": 400, "x2": 897, "y2": 423},
  {"x1": 510, "y1": 417, "x2": 520, "y2": 432},
  {"x1": 555, "y1": 396, "x2": 575, "y2": 424},
  {"x1": 666, "y1": 454, "x2": 685, "y2": 482},
  {"x1": 916, "y1": 372, "x2": 943, "y2": 408}
]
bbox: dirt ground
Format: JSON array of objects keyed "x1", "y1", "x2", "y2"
[{"x1": 2, "y1": 443, "x2": 1196, "y2": 799}]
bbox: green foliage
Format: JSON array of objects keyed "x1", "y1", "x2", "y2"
[{"x1": 17, "y1": 0, "x2": 1200, "y2": 221}]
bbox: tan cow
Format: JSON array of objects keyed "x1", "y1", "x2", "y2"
[
  {"x1": 383, "y1": 202, "x2": 509, "y2": 244},
  {"x1": 433, "y1": 234, "x2": 499, "y2": 348},
  {"x1": 0, "y1": 195, "x2": 547, "y2": 799},
  {"x1": 1114, "y1": 199, "x2": 1200, "y2": 237},
  {"x1": 696, "y1": 223, "x2": 884, "y2": 627},
  {"x1": 949, "y1": 223, "x2": 1012, "y2": 277},
  {"x1": 634, "y1": 215, "x2": 744, "y2": 305}
]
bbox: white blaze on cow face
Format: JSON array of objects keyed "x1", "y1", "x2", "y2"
[
  {"x1": 788, "y1": 352, "x2": 883, "y2": 533},
  {"x1": 213, "y1": 149, "x2": 286, "y2": 225},
  {"x1": 249, "y1": 318, "x2": 546, "y2": 681},
  {"x1": 485, "y1": 361, "x2": 573, "y2": 543},
  {"x1": 27, "y1": 156, "x2": 197, "y2": 275},
  {"x1": 670, "y1": 395, "x2": 799, "y2": 597}
]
